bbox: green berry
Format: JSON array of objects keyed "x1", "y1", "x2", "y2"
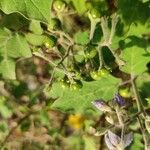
[
  {"x1": 60, "y1": 80, "x2": 69, "y2": 89},
  {"x1": 90, "y1": 71, "x2": 101, "y2": 80},
  {"x1": 85, "y1": 48, "x2": 97, "y2": 59},
  {"x1": 89, "y1": 8, "x2": 100, "y2": 19},
  {"x1": 53, "y1": 0, "x2": 65, "y2": 12},
  {"x1": 98, "y1": 68, "x2": 110, "y2": 77},
  {"x1": 119, "y1": 88, "x2": 131, "y2": 98},
  {"x1": 70, "y1": 81, "x2": 82, "y2": 90},
  {"x1": 44, "y1": 36, "x2": 56, "y2": 49}
]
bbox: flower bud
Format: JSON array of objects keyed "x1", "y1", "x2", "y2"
[
  {"x1": 92, "y1": 100, "x2": 112, "y2": 112},
  {"x1": 114, "y1": 94, "x2": 126, "y2": 106},
  {"x1": 105, "y1": 115, "x2": 114, "y2": 125}
]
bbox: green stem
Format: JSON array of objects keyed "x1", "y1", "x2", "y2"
[
  {"x1": 131, "y1": 75, "x2": 146, "y2": 115},
  {"x1": 109, "y1": 14, "x2": 119, "y2": 44},
  {"x1": 100, "y1": 17, "x2": 109, "y2": 43},
  {"x1": 33, "y1": 51, "x2": 75, "y2": 79},
  {"x1": 98, "y1": 45, "x2": 105, "y2": 70},
  {"x1": 88, "y1": 13, "x2": 100, "y2": 40},
  {"x1": 90, "y1": 20, "x2": 97, "y2": 40},
  {"x1": 108, "y1": 46, "x2": 125, "y2": 66}
]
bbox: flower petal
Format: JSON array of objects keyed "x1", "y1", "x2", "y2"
[
  {"x1": 123, "y1": 132, "x2": 133, "y2": 148},
  {"x1": 114, "y1": 94, "x2": 126, "y2": 106},
  {"x1": 107, "y1": 130, "x2": 121, "y2": 146},
  {"x1": 92, "y1": 100, "x2": 112, "y2": 112},
  {"x1": 105, "y1": 133, "x2": 116, "y2": 150}
]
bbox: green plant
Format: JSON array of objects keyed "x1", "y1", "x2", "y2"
[{"x1": 0, "y1": 0, "x2": 150, "y2": 149}]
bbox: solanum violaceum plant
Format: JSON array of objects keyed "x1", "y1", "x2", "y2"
[{"x1": 0, "y1": 0, "x2": 150, "y2": 149}]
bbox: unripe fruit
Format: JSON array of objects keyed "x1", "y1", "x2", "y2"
[
  {"x1": 53, "y1": 0, "x2": 65, "y2": 12},
  {"x1": 44, "y1": 36, "x2": 56, "y2": 49},
  {"x1": 119, "y1": 88, "x2": 131, "y2": 98},
  {"x1": 60, "y1": 79, "x2": 69, "y2": 89},
  {"x1": 89, "y1": 8, "x2": 100, "y2": 19},
  {"x1": 98, "y1": 68, "x2": 110, "y2": 77},
  {"x1": 70, "y1": 80, "x2": 82, "y2": 90},
  {"x1": 85, "y1": 48, "x2": 97, "y2": 59},
  {"x1": 90, "y1": 71, "x2": 101, "y2": 80}
]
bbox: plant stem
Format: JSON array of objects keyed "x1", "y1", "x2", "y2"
[
  {"x1": 115, "y1": 106, "x2": 124, "y2": 127},
  {"x1": 98, "y1": 45, "x2": 105, "y2": 70},
  {"x1": 90, "y1": 20, "x2": 97, "y2": 40},
  {"x1": 131, "y1": 75, "x2": 146, "y2": 115},
  {"x1": 100, "y1": 17, "x2": 110, "y2": 42},
  {"x1": 33, "y1": 51, "x2": 75, "y2": 79},
  {"x1": 137, "y1": 116, "x2": 149, "y2": 150},
  {"x1": 109, "y1": 14, "x2": 119, "y2": 44},
  {"x1": 108, "y1": 46, "x2": 125, "y2": 66}
]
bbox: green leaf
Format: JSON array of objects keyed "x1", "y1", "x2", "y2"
[
  {"x1": 29, "y1": 20, "x2": 43, "y2": 35},
  {"x1": 118, "y1": 0, "x2": 150, "y2": 24},
  {"x1": 0, "y1": 0, "x2": 52, "y2": 23},
  {"x1": 129, "y1": 133, "x2": 144, "y2": 150},
  {"x1": 0, "y1": 28, "x2": 32, "y2": 79},
  {"x1": 0, "y1": 59, "x2": 16, "y2": 79},
  {"x1": 39, "y1": 110, "x2": 50, "y2": 125},
  {"x1": 0, "y1": 13, "x2": 29, "y2": 30},
  {"x1": 0, "y1": 96, "x2": 12, "y2": 119},
  {"x1": 71, "y1": 0, "x2": 87, "y2": 15},
  {"x1": 83, "y1": 136, "x2": 98, "y2": 150},
  {"x1": 49, "y1": 75, "x2": 120, "y2": 114},
  {"x1": 25, "y1": 33, "x2": 46, "y2": 46},
  {"x1": 127, "y1": 22, "x2": 150, "y2": 36},
  {"x1": 64, "y1": 136, "x2": 83, "y2": 150},
  {"x1": 121, "y1": 37, "x2": 150, "y2": 75},
  {"x1": 136, "y1": 73, "x2": 150, "y2": 101},
  {"x1": 74, "y1": 31, "x2": 89, "y2": 45}
]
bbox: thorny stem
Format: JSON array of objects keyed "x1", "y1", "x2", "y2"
[
  {"x1": 108, "y1": 46, "x2": 125, "y2": 66},
  {"x1": 89, "y1": 13, "x2": 100, "y2": 40},
  {"x1": 115, "y1": 106, "x2": 125, "y2": 146},
  {"x1": 90, "y1": 19, "x2": 97, "y2": 40},
  {"x1": 131, "y1": 75, "x2": 146, "y2": 115},
  {"x1": 115, "y1": 106, "x2": 124, "y2": 127},
  {"x1": 131, "y1": 75, "x2": 150, "y2": 150},
  {"x1": 98, "y1": 45, "x2": 105, "y2": 70},
  {"x1": 137, "y1": 116, "x2": 150, "y2": 150},
  {"x1": 109, "y1": 14, "x2": 119, "y2": 44},
  {"x1": 100, "y1": 17, "x2": 109, "y2": 42},
  {"x1": 100, "y1": 15, "x2": 125, "y2": 67},
  {"x1": 106, "y1": 108, "x2": 149, "y2": 131},
  {"x1": 49, "y1": 30, "x2": 74, "y2": 46},
  {"x1": 33, "y1": 51, "x2": 75, "y2": 81}
]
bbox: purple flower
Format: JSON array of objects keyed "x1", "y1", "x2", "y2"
[
  {"x1": 92, "y1": 100, "x2": 112, "y2": 112},
  {"x1": 114, "y1": 94, "x2": 126, "y2": 106},
  {"x1": 105, "y1": 130, "x2": 133, "y2": 150}
]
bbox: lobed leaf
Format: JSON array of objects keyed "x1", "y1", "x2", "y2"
[
  {"x1": 0, "y1": 28, "x2": 32, "y2": 79},
  {"x1": 0, "y1": 0, "x2": 52, "y2": 23},
  {"x1": 49, "y1": 75, "x2": 120, "y2": 114}
]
